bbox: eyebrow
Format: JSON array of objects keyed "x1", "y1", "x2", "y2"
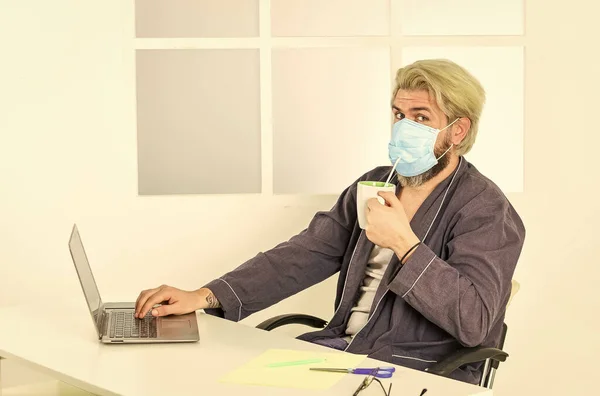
[{"x1": 392, "y1": 105, "x2": 432, "y2": 113}]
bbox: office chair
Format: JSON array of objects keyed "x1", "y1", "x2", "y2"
[{"x1": 256, "y1": 280, "x2": 520, "y2": 389}]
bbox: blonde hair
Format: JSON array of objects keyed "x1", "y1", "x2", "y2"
[{"x1": 393, "y1": 59, "x2": 486, "y2": 156}]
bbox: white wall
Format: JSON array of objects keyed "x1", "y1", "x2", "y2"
[{"x1": 1, "y1": 1, "x2": 599, "y2": 395}]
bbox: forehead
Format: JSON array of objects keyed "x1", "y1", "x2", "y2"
[{"x1": 392, "y1": 89, "x2": 442, "y2": 113}]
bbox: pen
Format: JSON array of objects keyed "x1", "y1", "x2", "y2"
[
  {"x1": 267, "y1": 358, "x2": 326, "y2": 368},
  {"x1": 420, "y1": 389, "x2": 428, "y2": 396}
]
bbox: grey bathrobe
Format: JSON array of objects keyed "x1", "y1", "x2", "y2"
[{"x1": 204, "y1": 158, "x2": 526, "y2": 384}]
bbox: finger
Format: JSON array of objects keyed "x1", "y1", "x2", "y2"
[
  {"x1": 135, "y1": 287, "x2": 159, "y2": 317},
  {"x1": 378, "y1": 191, "x2": 399, "y2": 207},
  {"x1": 366, "y1": 198, "x2": 381, "y2": 211},
  {"x1": 365, "y1": 204, "x2": 378, "y2": 223},
  {"x1": 139, "y1": 289, "x2": 171, "y2": 318},
  {"x1": 151, "y1": 303, "x2": 178, "y2": 317},
  {"x1": 135, "y1": 289, "x2": 151, "y2": 313},
  {"x1": 135, "y1": 287, "x2": 160, "y2": 316}
]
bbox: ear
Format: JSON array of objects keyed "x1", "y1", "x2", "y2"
[{"x1": 449, "y1": 117, "x2": 471, "y2": 146}]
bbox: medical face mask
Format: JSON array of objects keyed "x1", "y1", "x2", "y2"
[{"x1": 388, "y1": 118, "x2": 458, "y2": 177}]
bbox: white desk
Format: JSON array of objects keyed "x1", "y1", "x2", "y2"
[{"x1": 0, "y1": 304, "x2": 491, "y2": 396}]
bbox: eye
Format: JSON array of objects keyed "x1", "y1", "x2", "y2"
[
  {"x1": 416, "y1": 114, "x2": 430, "y2": 122},
  {"x1": 394, "y1": 111, "x2": 405, "y2": 120}
]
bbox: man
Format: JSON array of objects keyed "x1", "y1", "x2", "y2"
[{"x1": 135, "y1": 59, "x2": 525, "y2": 384}]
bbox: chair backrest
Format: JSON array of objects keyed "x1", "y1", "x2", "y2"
[
  {"x1": 507, "y1": 279, "x2": 520, "y2": 307},
  {"x1": 480, "y1": 278, "x2": 520, "y2": 389}
]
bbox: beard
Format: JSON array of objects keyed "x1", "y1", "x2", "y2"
[{"x1": 396, "y1": 132, "x2": 453, "y2": 188}]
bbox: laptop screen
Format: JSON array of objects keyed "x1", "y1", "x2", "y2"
[{"x1": 68, "y1": 224, "x2": 103, "y2": 336}]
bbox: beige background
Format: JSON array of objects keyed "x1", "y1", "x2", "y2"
[{"x1": 0, "y1": 0, "x2": 598, "y2": 395}]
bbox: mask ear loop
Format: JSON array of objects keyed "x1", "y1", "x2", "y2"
[
  {"x1": 436, "y1": 144, "x2": 453, "y2": 160},
  {"x1": 438, "y1": 117, "x2": 460, "y2": 133},
  {"x1": 435, "y1": 118, "x2": 460, "y2": 160}
]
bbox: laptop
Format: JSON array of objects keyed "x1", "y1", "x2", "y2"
[{"x1": 68, "y1": 224, "x2": 200, "y2": 344}]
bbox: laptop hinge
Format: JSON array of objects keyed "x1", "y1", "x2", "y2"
[{"x1": 98, "y1": 305, "x2": 108, "y2": 339}]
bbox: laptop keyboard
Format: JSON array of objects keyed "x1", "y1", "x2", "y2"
[{"x1": 109, "y1": 310, "x2": 157, "y2": 339}]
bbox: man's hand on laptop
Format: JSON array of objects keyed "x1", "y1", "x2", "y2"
[{"x1": 135, "y1": 286, "x2": 220, "y2": 318}]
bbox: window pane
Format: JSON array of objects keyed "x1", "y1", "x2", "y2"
[
  {"x1": 397, "y1": 47, "x2": 524, "y2": 192},
  {"x1": 272, "y1": 47, "x2": 391, "y2": 194},
  {"x1": 397, "y1": 0, "x2": 524, "y2": 36},
  {"x1": 136, "y1": 0, "x2": 259, "y2": 38},
  {"x1": 136, "y1": 49, "x2": 261, "y2": 195},
  {"x1": 272, "y1": 0, "x2": 390, "y2": 37}
]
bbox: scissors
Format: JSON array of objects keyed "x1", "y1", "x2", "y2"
[{"x1": 310, "y1": 366, "x2": 395, "y2": 378}]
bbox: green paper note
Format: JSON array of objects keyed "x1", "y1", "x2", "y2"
[
  {"x1": 267, "y1": 358, "x2": 326, "y2": 367},
  {"x1": 219, "y1": 349, "x2": 366, "y2": 390}
]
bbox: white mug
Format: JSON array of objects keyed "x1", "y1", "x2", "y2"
[{"x1": 356, "y1": 181, "x2": 396, "y2": 229}]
